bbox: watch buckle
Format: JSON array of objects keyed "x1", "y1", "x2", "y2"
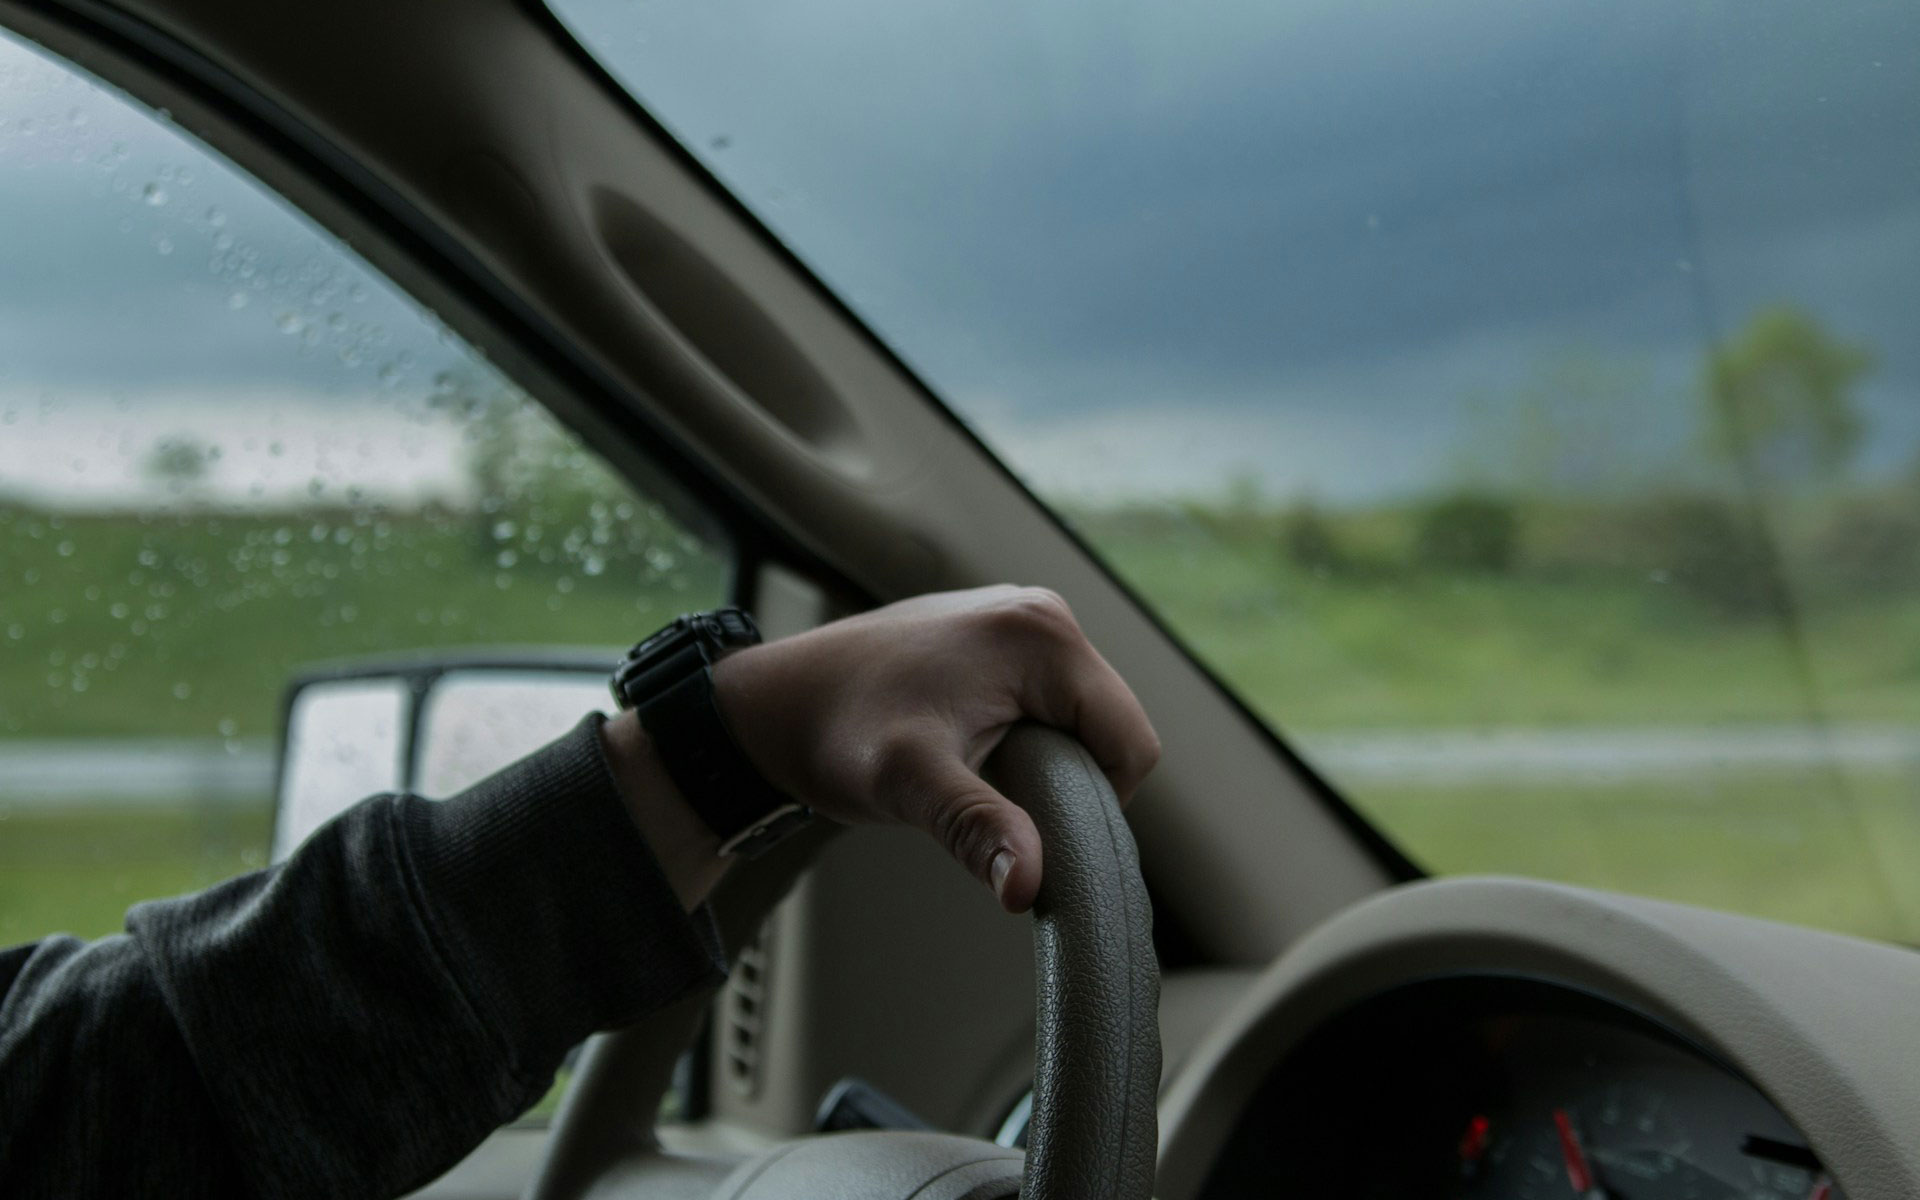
[{"x1": 718, "y1": 803, "x2": 814, "y2": 858}]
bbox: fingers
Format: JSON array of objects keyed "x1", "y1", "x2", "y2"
[
  {"x1": 998, "y1": 591, "x2": 1161, "y2": 804},
  {"x1": 903, "y1": 747, "x2": 1046, "y2": 913}
]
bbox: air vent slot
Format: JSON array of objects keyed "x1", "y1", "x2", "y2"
[{"x1": 722, "y1": 927, "x2": 772, "y2": 1096}]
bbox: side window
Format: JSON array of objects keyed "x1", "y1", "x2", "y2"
[{"x1": 0, "y1": 31, "x2": 725, "y2": 949}]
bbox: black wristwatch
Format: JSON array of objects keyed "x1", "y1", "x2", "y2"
[{"x1": 610, "y1": 608, "x2": 812, "y2": 858}]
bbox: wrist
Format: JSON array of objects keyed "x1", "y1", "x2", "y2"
[{"x1": 598, "y1": 710, "x2": 730, "y2": 911}]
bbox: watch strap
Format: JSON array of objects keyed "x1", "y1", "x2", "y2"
[{"x1": 631, "y1": 657, "x2": 810, "y2": 858}]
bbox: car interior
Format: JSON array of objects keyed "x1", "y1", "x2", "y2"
[{"x1": 2, "y1": 0, "x2": 1915, "y2": 1197}]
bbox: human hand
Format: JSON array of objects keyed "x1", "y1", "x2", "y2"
[{"x1": 712, "y1": 585, "x2": 1160, "y2": 912}]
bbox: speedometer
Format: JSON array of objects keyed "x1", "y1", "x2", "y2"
[
  {"x1": 1191, "y1": 977, "x2": 1848, "y2": 1200},
  {"x1": 1455, "y1": 1084, "x2": 1838, "y2": 1200}
]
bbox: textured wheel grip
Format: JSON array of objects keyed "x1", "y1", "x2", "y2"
[{"x1": 984, "y1": 724, "x2": 1161, "y2": 1200}]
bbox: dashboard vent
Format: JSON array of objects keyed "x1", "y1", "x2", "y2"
[{"x1": 721, "y1": 927, "x2": 771, "y2": 1096}]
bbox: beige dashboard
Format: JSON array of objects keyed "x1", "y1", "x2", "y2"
[{"x1": 1155, "y1": 876, "x2": 1920, "y2": 1200}]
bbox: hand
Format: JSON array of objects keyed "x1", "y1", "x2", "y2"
[{"x1": 712, "y1": 585, "x2": 1161, "y2": 912}]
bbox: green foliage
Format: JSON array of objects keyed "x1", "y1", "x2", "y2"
[
  {"x1": 1615, "y1": 493, "x2": 1779, "y2": 617},
  {"x1": 1278, "y1": 501, "x2": 1346, "y2": 574},
  {"x1": 1073, "y1": 498, "x2": 1920, "y2": 730},
  {"x1": 1809, "y1": 494, "x2": 1920, "y2": 596},
  {"x1": 1413, "y1": 492, "x2": 1520, "y2": 572},
  {"x1": 143, "y1": 436, "x2": 214, "y2": 492},
  {"x1": 1703, "y1": 306, "x2": 1875, "y2": 486}
]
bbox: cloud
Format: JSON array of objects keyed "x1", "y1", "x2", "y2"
[
  {"x1": 5, "y1": 3, "x2": 1917, "y2": 513},
  {"x1": 0, "y1": 387, "x2": 473, "y2": 510}
]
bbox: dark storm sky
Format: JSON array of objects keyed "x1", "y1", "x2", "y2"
[
  {"x1": 557, "y1": 0, "x2": 1920, "y2": 499},
  {"x1": 3, "y1": 1, "x2": 1916, "y2": 503}
]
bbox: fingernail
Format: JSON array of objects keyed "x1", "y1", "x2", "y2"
[{"x1": 989, "y1": 850, "x2": 1015, "y2": 899}]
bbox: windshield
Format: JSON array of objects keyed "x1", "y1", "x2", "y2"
[{"x1": 550, "y1": 0, "x2": 1920, "y2": 943}]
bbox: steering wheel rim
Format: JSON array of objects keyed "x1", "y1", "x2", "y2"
[
  {"x1": 537, "y1": 724, "x2": 1162, "y2": 1200},
  {"x1": 702, "y1": 724, "x2": 1162, "y2": 1200},
  {"x1": 988, "y1": 722, "x2": 1161, "y2": 1200}
]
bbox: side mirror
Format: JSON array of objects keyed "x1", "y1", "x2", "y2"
[{"x1": 272, "y1": 651, "x2": 618, "y2": 862}]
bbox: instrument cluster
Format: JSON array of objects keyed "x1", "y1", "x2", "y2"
[{"x1": 1195, "y1": 977, "x2": 1840, "y2": 1199}]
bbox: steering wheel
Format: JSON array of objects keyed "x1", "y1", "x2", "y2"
[{"x1": 706, "y1": 723, "x2": 1162, "y2": 1200}]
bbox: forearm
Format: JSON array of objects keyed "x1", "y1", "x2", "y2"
[{"x1": 0, "y1": 716, "x2": 724, "y2": 1200}]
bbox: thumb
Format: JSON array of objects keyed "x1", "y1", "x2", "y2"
[{"x1": 914, "y1": 755, "x2": 1045, "y2": 914}]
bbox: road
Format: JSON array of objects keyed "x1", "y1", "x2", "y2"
[
  {"x1": 0, "y1": 739, "x2": 275, "y2": 807},
  {"x1": 1, "y1": 725, "x2": 1915, "y2": 808}
]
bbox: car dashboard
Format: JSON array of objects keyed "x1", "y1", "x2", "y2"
[
  {"x1": 1151, "y1": 877, "x2": 1920, "y2": 1200},
  {"x1": 1196, "y1": 976, "x2": 1838, "y2": 1199}
]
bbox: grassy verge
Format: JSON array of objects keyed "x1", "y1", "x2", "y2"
[
  {"x1": 1089, "y1": 525, "x2": 1920, "y2": 730},
  {"x1": 2, "y1": 509, "x2": 725, "y2": 740},
  {"x1": 1361, "y1": 767, "x2": 1920, "y2": 945},
  {"x1": 0, "y1": 801, "x2": 271, "y2": 945}
]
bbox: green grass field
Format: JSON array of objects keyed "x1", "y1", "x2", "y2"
[
  {"x1": 2, "y1": 508, "x2": 725, "y2": 739},
  {"x1": 1363, "y1": 768, "x2": 1920, "y2": 945},
  {"x1": 0, "y1": 801, "x2": 272, "y2": 945},
  {"x1": 1083, "y1": 514, "x2": 1920, "y2": 730},
  {"x1": 5, "y1": 503, "x2": 1919, "y2": 957}
]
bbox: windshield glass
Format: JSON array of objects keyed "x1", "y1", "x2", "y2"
[{"x1": 550, "y1": 0, "x2": 1920, "y2": 943}]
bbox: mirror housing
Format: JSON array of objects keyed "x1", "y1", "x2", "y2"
[{"x1": 272, "y1": 650, "x2": 618, "y2": 862}]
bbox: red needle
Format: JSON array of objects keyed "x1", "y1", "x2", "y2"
[
  {"x1": 1808, "y1": 1178, "x2": 1833, "y2": 1200},
  {"x1": 1553, "y1": 1108, "x2": 1597, "y2": 1195}
]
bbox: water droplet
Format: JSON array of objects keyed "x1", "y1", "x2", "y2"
[
  {"x1": 228, "y1": 291, "x2": 249, "y2": 309},
  {"x1": 172, "y1": 682, "x2": 193, "y2": 700},
  {"x1": 218, "y1": 718, "x2": 237, "y2": 737},
  {"x1": 205, "y1": 206, "x2": 226, "y2": 227},
  {"x1": 276, "y1": 311, "x2": 304, "y2": 335},
  {"x1": 141, "y1": 182, "x2": 168, "y2": 206}
]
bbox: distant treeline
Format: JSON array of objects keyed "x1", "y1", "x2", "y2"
[{"x1": 1067, "y1": 469, "x2": 1920, "y2": 618}]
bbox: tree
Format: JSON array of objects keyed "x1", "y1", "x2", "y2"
[
  {"x1": 1279, "y1": 500, "x2": 1345, "y2": 574},
  {"x1": 1414, "y1": 492, "x2": 1521, "y2": 573},
  {"x1": 1702, "y1": 307, "x2": 1874, "y2": 488},
  {"x1": 145, "y1": 436, "x2": 213, "y2": 496}
]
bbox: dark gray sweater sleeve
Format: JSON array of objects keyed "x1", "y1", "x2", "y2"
[{"x1": 0, "y1": 714, "x2": 727, "y2": 1199}]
